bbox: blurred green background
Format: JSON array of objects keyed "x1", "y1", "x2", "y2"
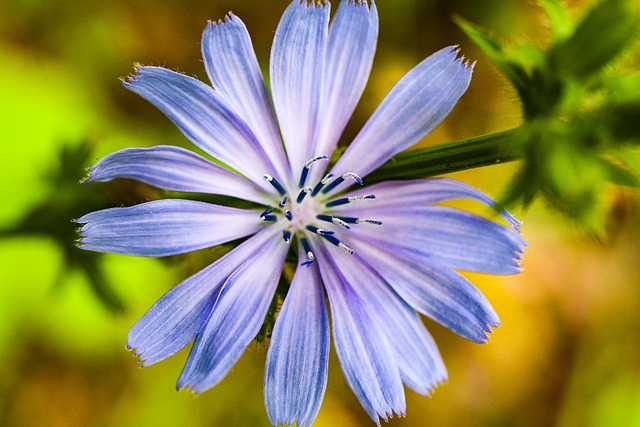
[{"x1": 1, "y1": 0, "x2": 639, "y2": 426}]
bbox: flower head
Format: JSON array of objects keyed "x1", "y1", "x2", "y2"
[{"x1": 77, "y1": 1, "x2": 525, "y2": 425}]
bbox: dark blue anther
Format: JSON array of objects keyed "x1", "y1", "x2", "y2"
[
  {"x1": 335, "y1": 216, "x2": 358, "y2": 224},
  {"x1": 282, "y1": 230, "x2": 292, "y2": 243},
  {"x1": 316, "y1": 214, "x2": 351, "y2": 229},
  {"x1": 301, "y1": 237, "x2": 315, "y2": 267},
  {"x1": 279, "y1": 196, "x2": 288, "y2": 208},
  {"x1": 322, "y1": 234, "x2": 341, "y2": 246},
  {"x1": 321, "y1": 175, "x2": 345, "y2": 194},
  {"x1": 264, "y1": 174, "x2": 286, "y2": 196},
  {"x1": 322, "y1": 172, "x2": 363, "y2": 194},
  {"x1": 261, "y1": 214, "x2": 278, "y2": 222},
  {"x1": 325, "y1": 197, "x2": 349, "y2": 207},
  {"x1": 285, "y1": 210, "x2": 293, "y2": 221},
  {"x1": 306, "y1": 225, "x2": 334, "y2": 236},
  {"x1": 311, "y1": 173, "x2": 333, "y2": 197},
  {"x1": 326, "y1": 194, "x2": 375, "y2": 208},
  {"x1": 319, "y1": 234, "x2": 354, "y2": 254},
  {"x1": 299, "y1": 156, "x2": 329, "y2": 188},
  {"x1": 296, "y1": 187, "x2": 312, "y2": 204},
  {"x1": 260, "y1": 206, "x2": 275, "y2": 217}
]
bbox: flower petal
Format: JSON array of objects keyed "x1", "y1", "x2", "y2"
[
  {"x1": 317, "y1": 242, "x2": 405, "y2": 424},
  {"x1": 312, "y1": 0, "x2": 378, "y2": 176},
  {"x1": 340, "y1": 178, "x2": 521, "y2": 231},
  {"x1": 264, "y1": 246, "x2": 329, "y2": 427},
  {"x1": 84, "y1": 145, "x2": 269, "y2": 204},
  {"x1": 124, "y1": 66, "x2": 275, "y2": 186},
  {"x1": 202, "y1": 15, "x2": 289, "y2": 179},
  {"x1": 323, "y1": 241, "x2": 448, "y2": 396},
  {"x1": 351, "y1": 233, "x2": 500, "y2": 343},
  {"x1": 333, "y1": 205, "x2": 525, "y2": 274},
  {"x1": 127, "y1": 228, "x2": 277, "y2": 366},
  {"x1": 77, "y1": 199, "x2": 263, "y2": 257},
  {"x1": 331, "y1": 46, "x2": 473, "y2": 184},
  {"x1": 177, "y1": 232, "x2": 288, "y2": 393},
  {"x1": 270, "y1": 1, "x2": 329, "y2": 175}
]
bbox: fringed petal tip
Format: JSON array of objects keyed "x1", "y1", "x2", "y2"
[
  {"x1": 207, "y1": 12, "x2": 235, "y2": 28},
  {"x1": 126, "y1": 345, "x2": 154, "y2": 368},
  {"x1": 374, "y1": 408, "x2": 408, "y2": 427}
]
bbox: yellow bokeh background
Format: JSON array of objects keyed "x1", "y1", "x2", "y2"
[{"x1": 1, "y1": 0, "x2": 639, "y2": 426}]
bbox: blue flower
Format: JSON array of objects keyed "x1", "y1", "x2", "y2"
[{"x1": 77, "y1": 1, "x2": 525, "y2": 425}]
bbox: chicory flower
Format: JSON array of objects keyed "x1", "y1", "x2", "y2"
[{"x1": 77, "y1": 0, "x2": 525, "y2": 425}]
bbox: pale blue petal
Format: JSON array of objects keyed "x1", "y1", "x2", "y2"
[
  {"x1": 177, "y1": 233, "x2": 288, "y2": 393},
  {"x1": 339, "y1": 178, "x2": 522, "y2": 231},
  {"x1": 317, "y1": 242, "x2": 405, "y2": 424},
  {"x1": 351, "y1": 233, "x2": 500, "y2": 343},
  {"x1": 333, "y1": 205, "x2": 525, "y2": 274},
  {"x1": 270, "y1": 1, "x2": 329, "y2": 174},
  {"x1": 311, "y1": 0, "x2": 378, "y2": 179},
  {"x1": 85, "y1": 145, "x2": 269, "y2": 204},
  {"x1": 323, "y1": 241, "x2": 448, "y2": 395},
  {"x1": 77, "y1": 200, "x2": 263, "y2": 257},
  {"x1": 124, "y1": 66, "x2": 275, "y2": 186},
  {"x1": 264, "y1": 246, "x2": 329, "y2": 427},
  {"x1": 331, "y1": 46, "x2": 473, "y2": 185},
  {"x1": 202, "y1": 16, "x2": 289, "y2": 180},
  {"x1": 127, "y1": 228, "x2": 277, "y2": 366}
]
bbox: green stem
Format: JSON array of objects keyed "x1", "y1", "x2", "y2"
[{"x1": 365, "y1": 128, "x2": 522, "y2": 184}]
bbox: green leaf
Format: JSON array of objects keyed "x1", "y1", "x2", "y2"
[
  {"x1": 548, "y1": 0, "x2": 640, "y2": 80},
  {"x1": 455, "y1": 17, "x2": 533, "y2": 92},
  {"x1": 539, "y1": 0, "x2": 574, "y2": 41}
]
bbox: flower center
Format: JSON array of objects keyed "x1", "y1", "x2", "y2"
[{"x1": 261, "y1": 156, "x2": 381, "y2": 266}]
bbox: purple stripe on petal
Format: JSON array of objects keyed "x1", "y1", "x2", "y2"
[
  {"x1": 310, "y1": 0, "x2": 378, "y2": 183},
  {"x1": 128, "y1": 228, "x2": 278, "y2": 366},
  {"x1": 176, "y1": 232, "x2": 288, "y2": 393},
  {"x1": 202, "y1": 16, "x2": 290, "y2": 180},
  {"x1": 317, "y1": 242, "x2": 405, "y2": 424},
  {"x1": 77, "y1": 199, "x2": 263, "y2": 257},
  {"x1": 124, "y1": 66, "x2": 276, "y2": 186},
  {"x1": 338, "y1": 178, "x2": 522, "y2": 231},
  {"x1": 335, "y1": 205, "x2": 526, "y2": 275},
  {"x1": 85, "y1": 145, "x2": 269, "y2": 204},
  {"x1": 270, "y1": 1, "x2": 330, "y2": 175},
  {"x1": 331, "y1": 46, "x2": 473, "y2": 186},
  {"x1": 323, "y1": 240, "x2": 449, "y2": 395},
  {"x1": 264, "y1": 245, "x2": 329, "y2": 427},
  {"x1": 350, "y1": 233, "x2": 500, "y2": 343}
]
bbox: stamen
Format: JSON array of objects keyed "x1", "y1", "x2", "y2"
[
  {"x1": 316, "y1": 214, "x2": 350, "y2": 229},
  {"x1": 285, "y1": 210, "x2": 293, "y2": 221},
  {"x1": 299, "y1": 156, "x2": 329, "y2": 188},
  {"x1": 331, "y1": 216, "x2": 382, "y2": 225},
  {"x1": 261, "y1": 214, "x2": 278, "y2": 222},
  {"x1": 320, "y1": 233, "x2": 354, "y2": 254},
  {"x1": 311, "y1": 173, "x2": 333, "y2": 197},
  {"x1": 356, "y1": 218, "x2": 382, "y2": 225},
  {"x1": 260, "y1": 206, "x2": 275, "y2": 218},
  {"x1": 264, "y1": 174, "x2": 286, "y2": 196},
  {"x1": 279, "y1": 196, "x2": 288, "y2": 208},
  {"x1": 321, "y1": 172, "x2": 363, "y2": 194},
  {"x1": 325, "y1": 194, "x2": 375, "y2": 208},
  {"x1": 296, "y1": 186, "x2": 313, "y2": 203},
  {"x1": 282, "y1": 230, "x2": 292, "y2": 243},
  {"x1": 301, "y1": 238, "x2": 315, "y2": 267},
  {"x1": 306, "y1": 225, "x2": 334, "y2": 236},
  {"x1": 343, "y1": 172, "x2": 363, "y2": 186}
]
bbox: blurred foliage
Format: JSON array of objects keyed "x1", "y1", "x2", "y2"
[
  {"x1": 375, "y1": 0, "x2": 640, "y2": 232},
  {"x1": 0, "y1": 142, "x2": 129, "y2": 311}
]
